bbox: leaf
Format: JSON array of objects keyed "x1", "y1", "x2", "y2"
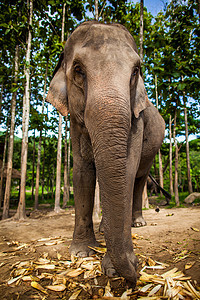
[
  {"x1": 185, "y1": 262, "x2": 195, "y2": 270},
  {"x1": 68, "y1": 289, "x2": 82, "y2": 300},
  {"x1": 35, "y1": 258, "x2": 50, "y2": 264},
  {"x1": 139, "y1": 284, "x2": 153, "y2": 293},
  {"x1": 88, "y1": 246, "x2": 107, "y2": 253},
  {"x1": 31, "y1": 281, "x2": 48, "y2": 294},
  {"x1": 35, "y1": 264, "x2": 56, "y2": 270},
  {"x1": 191, "y1": 227, "x2": 199, "y2": 232},
  {"x1": 148, "y1": 284, "x2": 162, "y2": 296},
  {"x1": 104, "y1": 280, "x2": 114, "y2": 297},
  {"x1": 161, "y1": 268, "x2": 179, "y2": 279},
  {"x1": 121, "y1": 288, "x2": 132, "y2": 299},
  {"x1": 22, "y1": 275, "x2": 39, "y2": 282},
  {"x1": 8, "y1": 275, "x2": 22, "y2": 285},
  {"x1": 57, "y1": 252, "x2": 62, "y2": 260},
  {"x1": 147, "y1": 258, "x2": 156, "y2": 266},
  {"x1": 67, "y1": 268, "x2": 84, "y2": 277},
  {"x1": 46, "y1": 284, "x2": 66, "y2": 292}
]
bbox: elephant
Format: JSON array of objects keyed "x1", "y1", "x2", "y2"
[{"x1": 46, "y1": 21, "x2": 165, "y2": 288}]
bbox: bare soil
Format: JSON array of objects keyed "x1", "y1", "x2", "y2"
[{"x1": 0, "y1": 205, "x2": 199, "y2": 299}]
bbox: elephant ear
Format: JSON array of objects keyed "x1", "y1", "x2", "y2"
[
  {"x1": 46, "y1": 52, "x2": 68, "y2": 116},
  {"x1": 132, "y1": 72, "x2": 150, "y2": 118}
]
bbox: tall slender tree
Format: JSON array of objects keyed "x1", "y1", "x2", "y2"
[
  {"x1": 169, "y1": 115, "x2": 174, "y2": 195},
  {"x1": 14, "y1": 0, "x2": 33, "y2": 220},
  {"x1": 139, "y1": 0, "x2": 144, "y2": 62},
  {"x1": 0, "y1": 125, "x2": 8, "y2": 208},
  {"x1": 155, "y1": 71, "x2": 164, "y2": 192},
  {"x1": 173, "y1": 106, "x2": 179, "y2": 206},
  {"x1": 31, "y1": 131, "x2": 36, "y2": 202},
  {"x1": 34, "y1": 59, "x2": 48, "y2": 209},
  {"x1": 63, "y1": 117, "x2": 69, "y2": 208},
  {"x1": 54, "y1": 2, "x2": 66, "y2": 213},
  {"x1": 2, "y1": 45, "x2": 19, "y2": 219}
]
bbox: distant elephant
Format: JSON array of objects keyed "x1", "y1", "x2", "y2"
[{"x1": 46, "y1": 21, "x2": 165, "y2": 288}]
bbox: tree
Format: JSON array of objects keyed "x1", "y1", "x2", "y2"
[
  {"x1": 62, "y1": 117, "x2": 69, "y2": 208},
  {"x1": 54, "y1": 2, "x2": 66, "y2": 213},
  {"x1": 34, "y1": 59, "x2": 49, "y2": 209},
  {"x1": 139, "y1": 0, "x2": 144, "y2": 61},
  {"x1": 2, "y1": 45, "x2": 19, "y2": 219},
  {"x1": 169, "y1": 115, "x2": 174, "y2": 195},
  {"x1": 15, "y1": 0, "x2": 33, "y2": 220}
]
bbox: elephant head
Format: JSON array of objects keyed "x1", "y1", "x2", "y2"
[{"x1": 47, "y1": 21, "x2": 150, "y2": 287}]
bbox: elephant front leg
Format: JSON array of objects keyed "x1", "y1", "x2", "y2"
[
  {"x1": 69, "y1": 129, "x2": 98, "y2": 257},
  {"x1": 70, "y1": 158, "x2": 98, "y2": 257}
]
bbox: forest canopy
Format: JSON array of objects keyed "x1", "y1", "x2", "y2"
[{"x1": 0, "y1": 0, "x2": 199, "y2": 219}]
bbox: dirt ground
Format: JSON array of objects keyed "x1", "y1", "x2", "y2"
[{"x1": 0, "y1": 205, "x2": 199, "y2": 299}]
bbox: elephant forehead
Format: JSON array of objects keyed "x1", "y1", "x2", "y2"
[{"x1": 82, "y1": 26, "x2": 134, "y2": 54}]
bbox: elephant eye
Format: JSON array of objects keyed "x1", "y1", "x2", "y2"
[
  {"x1": 132, "y1": 67, "x2": 139, "y2": 77},
  {"x1": 73, "y1": 64, "x2": 85, "y2": 86},
  {"x1": 74, "y1": 65, "x2": 84, "y2": 75}
]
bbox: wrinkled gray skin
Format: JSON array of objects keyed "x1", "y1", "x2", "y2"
[{"x1": 46, "y1": 21, "x2": 165, "y2": 288}]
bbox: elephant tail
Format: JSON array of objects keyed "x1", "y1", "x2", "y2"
[{"x1": 149, "y1": 174, "x2": 172, "y2": 200}]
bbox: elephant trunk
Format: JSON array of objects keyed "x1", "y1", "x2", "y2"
[{"x1": 85, "y1": 90, "x2": 137, "y2": 286}]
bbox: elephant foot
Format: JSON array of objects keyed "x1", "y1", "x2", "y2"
[
  {"x1": 132, "y1": 216, "x2": 147, "y2": 227},
  {"x1": 101, "y1": 253, "x2": 119, "y2": 277},
  {"x1": 102, "y1": 252, "x2": 138, "y2": 288},
  {"x1": 69, "y1": 239, "x2": 99, "y2": 258}
]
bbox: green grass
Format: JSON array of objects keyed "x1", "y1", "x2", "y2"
[{"x1": 10, "y1": 186, "x2": 74, "y2": 209}]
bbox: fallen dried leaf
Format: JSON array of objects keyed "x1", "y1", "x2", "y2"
[
  {"x1": 8, "y1": 275, "x2": 22, "y2": 285},
  {"x1": 68, "y1": 288, "x2": 82, "y2": 300},
  {"x1": 35, "y1": 264, "x2": 56, "y2": 270},
  {"x1": 139, "y1": 284, "x2": 153, "y2": 293},
  {"x1": 46, "y1": 284, "x2": 66, "y2": 292},
  {"x1": 185, "y1": 261, "x2": 195, "y2": 270},
  {"x1": 57, "y1": 252, "x2": 62, "y2": 260},
  {"x1": 121, "y1": 288, "x2": 132, "y2": 299},
  {"x1": 148, "y1": 284, "x2": 162, "y2": 296},
  {"x1": 104, "y1": 280, "x2": 114, "y2": 297},
  {"x1": 31, "y1": 281, "x2": 48, "y2": 294},
  {"x1": 67, "y1": 268, "x2": 84, "y2": 277},
  {"x1": 88, "y1": 246, "x2": 107, "y2": 253},
  {"x1": 147, "y1": 257, "x2": 156, "y2": 267},
  {"x1": 191, "y1": 227, "x2": 199, "y2": 232}
]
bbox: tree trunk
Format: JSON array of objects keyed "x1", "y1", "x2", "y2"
[
  {"x1": 52, "y1": 163, "x2": 55, "y2": 201},
  {"x1": 155, "y1": 73, "x2": 164, "y2": 193},
  {"x1": 31, "y1": 131, "x2": 36, "y2": 202},
  {"x1": 169, "y1": 115, "x2": 174, "y2": 195},
  {"x1": 63, "y1": 117, "x2": 69, "y2": 208},
  {"x1": 139, "y1": 0, "x2": 144, "y2": 61},
  {"x1": 0, "y1": 83, "x2": 3, "y2": 124},
  {"x1": 0, "y1": 125, "x2": 8, "y2": 208},
  {"x1": 67, "y1": 124, "x2": 71, "y2": 197},
  {"x1": 140, "y1": 0, "x2": 148, "y2": 206},
  {"x1": 173, "y1": 108, "x2": 179, "y2": 206},
  {"x1": 34, "y1": 59, "x2": 48, "y2": 209},
  {"x1": 95, "y1": 0, "x2": 98, "y2": 21},
  {"x1": 181, "y1": 75, "x2": 193, "y2": 194},
  {"x1": 34, "y1": 132, "x2": 41, "y2": 209},
  {"x1": 93, "y1": 179, "x2": 101, "y2": 221},
  {"x1": 15, "y1": 0, "x2": 33, "y2": 220},
  {"x1": 55, "y1": 113, "x2": 62, "y2": 212},
  {"x1": 54, "y1": 3, "x2": 65, "y2": 213},
  {"x1": 184, "y1": 106, "x2": 193, "y2": 194},
  {"x1": 41, "y1": 139, "x2": 45, "y2": 201},
  {"x1": 142, "y1": 182, "x2": 149, "y2": 208},
  {"x1": 2, "y1": 45, "x2": 19, "y2": 219}
]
